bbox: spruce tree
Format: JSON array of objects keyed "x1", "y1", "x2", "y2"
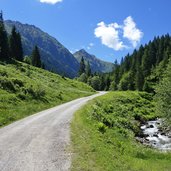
[
  {"x1": 86, "y1": 61, "x2": 91, "y2": 77},
  {"x1": 16, "y1": 32, "x2": 23, "y2": 61},
  {"x1": 79, "y1": 56, "x2": 85, "y2": 76},
  {"x1": 142, "y1": 48, "x2": 151, "y2": 77},
  {"x1": 31, "y1": 45, "x2": 41, "y2": 68},
  {"x1": 9, "y1": 26, "x2": 23, "y2": 61},
  {"x1": 112, "y1": 60, "x2": 120, "y2": 90},
  {"x1": 0, "y1": 11, "x2": 9, "y2": 61},
  {"x1": 135, "y1": 67, "x2": 144, "y2": 91}
]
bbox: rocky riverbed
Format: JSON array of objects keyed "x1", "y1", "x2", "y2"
[{"x1": 136, "y1": 119, "x2": 171, "y2": 151}]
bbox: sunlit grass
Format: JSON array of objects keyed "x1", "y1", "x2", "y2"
[
  {"x1": 71, "y1": 91, "x2": 171, "y2": 171},
  {"x1": 0, "y1": 61, "x2": 95, "y2": 127}
]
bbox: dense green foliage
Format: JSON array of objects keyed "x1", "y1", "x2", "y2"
[
  {"x1": 77, "y1": 55, "x2": 111, "y2": 91},
  {"x1": 111, "y1": 35, "x2": 171, "y2": 92},
  {"x1": 0, "y1": 61, "x2": 95, "y2": 127},
  {"x1": 76, "y1": 35, "x2": 171, "y2": 92},
  {"x1": 0, "y1": 12, "x2": 9, "y2": 61},
  {"x1": 71, "y1": 92, "x2": 171, "y2": 171},
  {"x1": 155, "y1": 57, "x2": 171, "y2": 123}
]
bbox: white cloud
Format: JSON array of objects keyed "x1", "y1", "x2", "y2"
[
  {"x1": 123, "y1": 16, "x2": 143, "y2": 48},
  {"x1": 87, "y1": 43, "x2": 94, "y2": 50},
  {"x1": 94, "y1": 21, "x2": 126, "y2": 51},
  {"x1": 89, "y1": 43, "x2": 94, "y2": 47},
  {"x1": 39, "y1": 0, "x2": 63, "y2": 5},
  {"x1": 94, "y1": 16, "x2": 143, "y2": 50}
]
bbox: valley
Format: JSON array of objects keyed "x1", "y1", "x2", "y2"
[{"x1": 0, "y1": 2, "x2": 171, "y2": 171}]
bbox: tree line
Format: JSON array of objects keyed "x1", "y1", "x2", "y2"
[
  {"x1": 110, "y1": 34, "x2": 171, "y2": 92},
  {"x1": 0, "y1": 11, "x2": 42, "y2": 68},
  {"x1": 78, "y1": 56, "x2": 111, "y2": 90},
  {"x1": 77, "y1": 34, "x2": 171, "y2": 92}
]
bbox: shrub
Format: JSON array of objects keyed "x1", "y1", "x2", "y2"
[
  {"x1": 97, "y1": 122, "x2": 107, "y2": 133},
  {"x1": 0, "y1": 79, "x2": 16, "y2": 92},
  {"x1": 12, "y1": 79, "x2": 24, "y2": 87}
]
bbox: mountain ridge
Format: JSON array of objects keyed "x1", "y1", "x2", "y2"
[
  {"x1": 5, "y1": 20, "x2": 114, "y2": 77},
  {"x1": 74, "y1": 49, "x2": 114, "y2": 73},
  {"x1": 5, "y1": 20, "x2": 79, "y2": 78}
]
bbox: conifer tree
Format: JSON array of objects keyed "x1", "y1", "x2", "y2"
[
  {"x1": 79, "y1": 56, "x2": 85, "y2": 76},
  {"x1": 31, "y1": 45, "x2": 41, "y2": 68},
  {"x1": 135, "y1": 67, "x2": 144, "y2": 91},
  {"x1": 112, "y1": 60, "x2": 120, "y2": 90},
  {"x1": 16, "y1": 32, "x2": 23, "y2": 61},
  {"x1": 0, "y1": 11, "x2": 9, "y2": 61},
  {"x1": 86, "y1": 61, "x2": 91, "y2": 77},
  {"x1": 142, "y1": 48, "x2": 151, "y2": 77},
  {"x1": 9, "y1": 26, "x2": 23, "y2": 61}
]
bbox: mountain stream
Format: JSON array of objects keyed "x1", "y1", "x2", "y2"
[{"x1": 138, "y1": 119, "x2": 171, "y2": 151}]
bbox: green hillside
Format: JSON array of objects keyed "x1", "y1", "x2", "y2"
[
  {"x1": 71, "y1": 91, "x2": 171, "y2": 171},
  {"x1": 0, "y1": 61, "x2": 95, "y2": 127}
]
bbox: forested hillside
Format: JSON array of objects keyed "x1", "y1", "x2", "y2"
[{"x1": 110, "y1": 34, "x2": 171, "y2": 92}]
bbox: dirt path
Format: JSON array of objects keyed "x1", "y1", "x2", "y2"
[{"x1": 0, "y1": 92, "x2": 106, "y2": 171}]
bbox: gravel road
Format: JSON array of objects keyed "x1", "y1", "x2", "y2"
[{"x1": 0, "y1": 92, "x2": 106, "y2": 171}]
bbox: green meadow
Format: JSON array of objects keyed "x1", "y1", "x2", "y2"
[
  {"x1": 0, "y1": 61, "x2": 95, "y2": 127},
  {"x1": 71, "y1": 91, "x2": 171, "y2": 171}
]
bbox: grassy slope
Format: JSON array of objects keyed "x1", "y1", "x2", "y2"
[
  {"x1": 0, "y1": 61, "x2": 95, "y2": 127},
  {"x1": 71, "y1": 91, "x2": 171, "y2": 171}
]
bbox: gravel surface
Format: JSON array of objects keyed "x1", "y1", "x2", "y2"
[{"x1": 0, "y1": 92, "x2": 106, "y2": 171}]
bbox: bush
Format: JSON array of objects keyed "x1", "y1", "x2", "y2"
[
  {"x1": 97, "y1": 122, "x2": 107, "y2": 133},
  {"x1": 0, "y1": 79, "x2": 16, "y2": 92},
  {"x1": 12, "y1": 79, "x2": 24, "y2": 87},
  {"x1": 27, "y1": 85, "x2": 46, "y2": 99}
]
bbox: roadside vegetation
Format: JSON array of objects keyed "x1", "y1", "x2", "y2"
[
  {"x1": 71, "y1": 91, "x2": 171, "y2": 171},
  {"x1": 0, "y1": 61, "x2": 95, "y2": 127}
]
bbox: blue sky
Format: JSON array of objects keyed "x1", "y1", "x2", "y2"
[{"x1": 1, "y1": 0, "x2": 171, "y2": 63}]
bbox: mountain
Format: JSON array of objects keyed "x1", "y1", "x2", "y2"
[
  {"x1": 5, "y1": 20, "x2": 79, "y2": 78},
  {"x1": 73, "y1": 49, "x2": 114, "y2": 73}
]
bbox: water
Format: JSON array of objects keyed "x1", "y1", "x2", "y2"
[{"x1": 140, "y1": 119, "x2": 171, "y2": 151}]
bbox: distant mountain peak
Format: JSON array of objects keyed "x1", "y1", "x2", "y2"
[
  {"x1": 74, "y1": 49, "x2": 114, "y2": 73},
  {"x1": 79, "y1": 49, "x2": 88, "y2": 53}
]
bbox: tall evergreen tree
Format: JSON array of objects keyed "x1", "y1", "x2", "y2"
[
  {"x1": 86, "y1": 61, "x2": 91, "y2": 77},
  {"x1": 142, "y1": 48, "x2": 151, "y2": 77},
  {"x1": 112, "y1": 60, "x2": 120, "y2": 90},
  {"x1": 0, "y1": 11, "x2": 9, "y2": 61},
  {"x1": 9, "y1": 26, "x2": 23, "y2": 61},
  {"x1": 135, "y1": 67, "x2": 144, "y2": 91},
  {"x1": 31, "y1": 45, "x2": 41, "y2": 68},
  {"x1": 79, "y1": 56, "x2": 85, "y2": 76}
]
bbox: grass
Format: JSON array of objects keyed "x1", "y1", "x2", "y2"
[
  {"x1": 71, "y1": 91, "x2": 171, "y2": 171},
  {"x1": 0, "y1": 61, "x2": 95, "y2": 127}
]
